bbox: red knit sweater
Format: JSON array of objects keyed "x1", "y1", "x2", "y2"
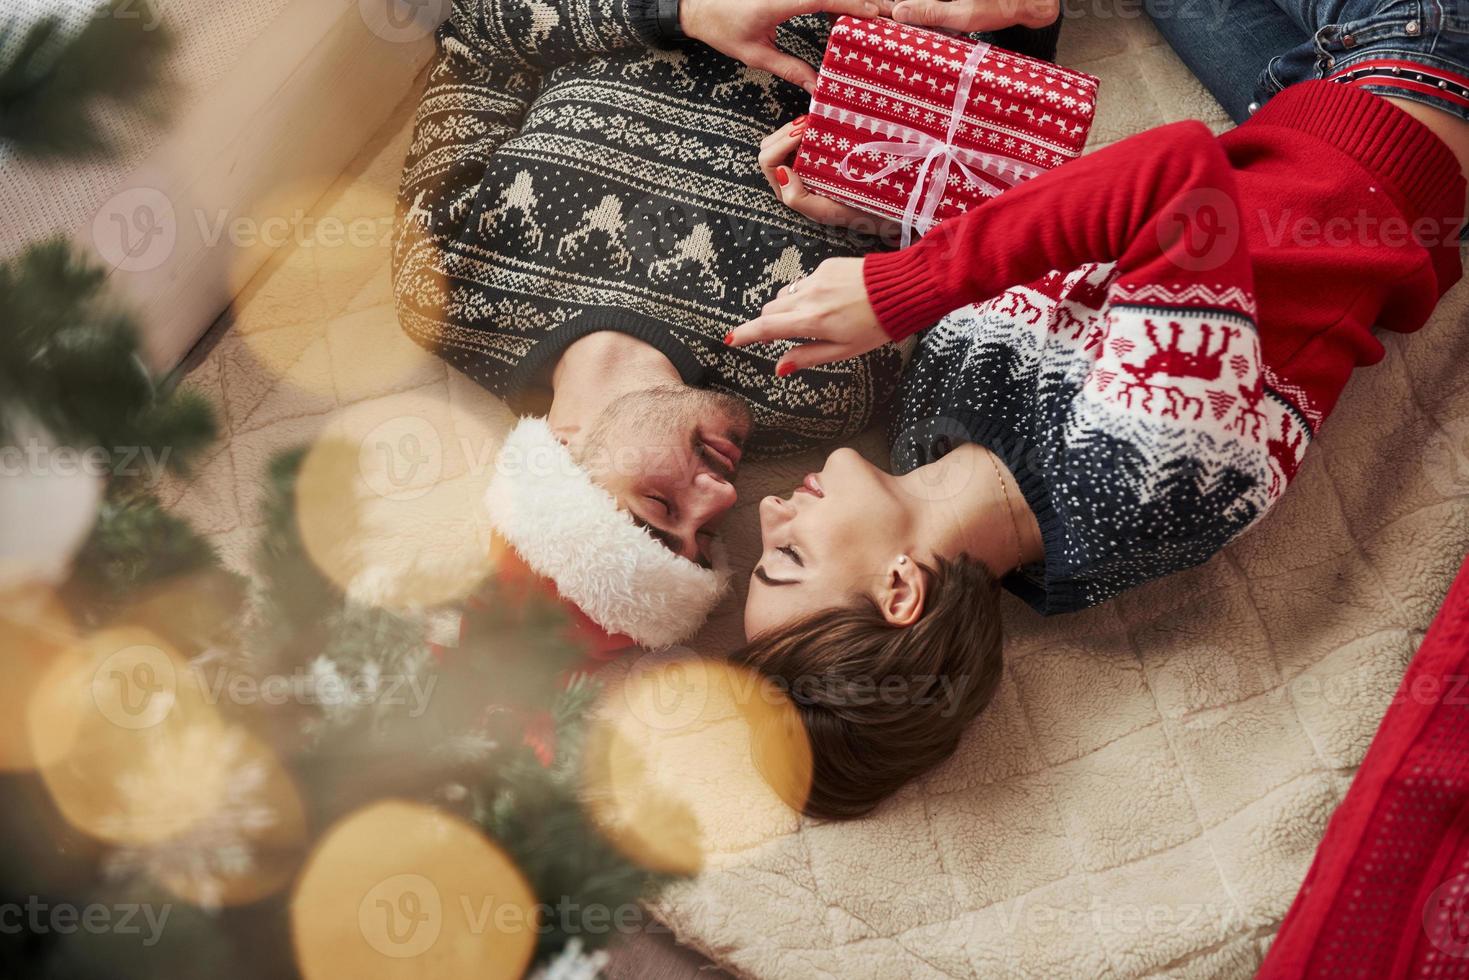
[
  {"x1": 873, "y1": 80, "x2": 1463, "y2": 612},
  {"x1": 865, "y1": 81, "x2": 1465, "y2": 431}
]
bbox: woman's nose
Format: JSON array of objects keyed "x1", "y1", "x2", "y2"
[{"x1": 759, "y1": 493, "x2": 794, "y2": 526}]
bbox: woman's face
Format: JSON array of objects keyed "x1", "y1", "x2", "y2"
[{"x1": 743, "y1": 448, "x2": 915, "y2": 639}]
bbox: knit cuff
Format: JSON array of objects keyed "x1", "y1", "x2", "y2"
[
  {"x1": 863, "y1": 246, "x2": 971, "y2": 342},
  {"x1": 625, "y1": 0, "x2": 665, "y2": 45},
  {"x1": 988, "y1": 15, "x2": 1063, "y2": 66},
  {"x1": 625, "y1": 0, "x2": 681, "y2": 47}
]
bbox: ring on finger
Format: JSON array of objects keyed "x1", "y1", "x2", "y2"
[{"x1": 788, "y1": 273, "x2": 807, "y2": 295}]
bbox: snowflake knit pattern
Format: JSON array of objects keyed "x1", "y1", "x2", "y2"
[
  {"x1": 390, "y1": 0, "x2": 1059, "y2": 456},
  {"x1": 893, "y1": 263, "x2": 1287, "y2": 616},
  {"x1": 877, "y1": 86, "x2": 1464, "y2": 614}
]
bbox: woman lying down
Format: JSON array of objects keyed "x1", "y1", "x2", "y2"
[{"x1": 726, "y1": 79, "x2": 1467, "y2": 820}]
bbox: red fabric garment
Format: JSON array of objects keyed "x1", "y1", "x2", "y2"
[
  {"x1": 425, "y1": 542, "x2": 637, "y2": 767},
  {"x1": 1258, "y1": 555, "x2": 1469, "y2": 978},
  {"x1": 484, "y1": 544, "x2": 636, "y2": 664},
  {"x1": 792, "y1": 16, "x2": 1097, "y2": 228},
  {"x1": 865, "y1": 80, "x2": 1464, "y2": 429},
  {"x1": 429, "y1": 542, "x2": 635, "y2": 669}
]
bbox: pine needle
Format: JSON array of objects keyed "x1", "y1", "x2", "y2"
[{"x1": 0, "y1": 0, "x2": 173, "y2": 160}]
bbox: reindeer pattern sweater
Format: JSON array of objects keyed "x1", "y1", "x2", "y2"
[
  {"x1": 872, "y1": 81, "x2": 1465, "y2": 614},
  {"x1": 392, "y1": 0, "x2": 1061, "y2": 455}
]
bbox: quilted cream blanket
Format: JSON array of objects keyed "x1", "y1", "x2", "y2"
[
  {"x1": 163, "y1": 10, "x2": 1469, "y2": 978},
  {"x1": 626, "y1": 16, "x2": 1469, "y2": 980}
]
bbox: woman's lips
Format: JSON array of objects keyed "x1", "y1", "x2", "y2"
[{"x1": 794, "y1": 473, "x2": 824, "y2": 497}]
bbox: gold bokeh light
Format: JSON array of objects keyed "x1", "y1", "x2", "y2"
[
  {"x1": 140, "y1": 726, "x2": 308, "y2": 909},
  {"x1": 292, "y1": 800, "x2": 538, "y2": 980},
  {"x1": 228, "y1": 181, "x2": 409, "y2": 396},
  {"x1": 293, "y1": 393, "x2": 507, "y2": 612},
  {"x1": 27, "y1": 626, "x2": 231, "y2": 845},
  {"x1": 582, "y1": 658, "x2": 813, "y2": 876},
  {"x1": 0, "y1": 586, "x2": 76, "y2": 772}
]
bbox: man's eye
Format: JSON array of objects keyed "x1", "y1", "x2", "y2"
[
  {"x1": 630, "y1": 514, "x2": 679, "y2": 553},
  {"x1": 647, "y1": 494, "x2": 671, "y2": 515},
  {"x1": 778, "y1": 545, "x2": 803, "y2": 567}
]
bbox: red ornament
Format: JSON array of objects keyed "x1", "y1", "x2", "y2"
[{"x1": 521, "y1": 711, "x2": 558, "y2": 768}]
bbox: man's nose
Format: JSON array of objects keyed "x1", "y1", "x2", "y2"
[
  {"x1": 686, "y1": 471, "x2": 737, "y2": 527},
  {"x1": 670, "y1": 476, "x2": 736, "y2": 562}
]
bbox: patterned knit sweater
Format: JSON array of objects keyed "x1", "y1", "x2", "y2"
[
  {"x1": 391, "y1": 0, "x2": 1057, "y2": 456},
  {"x1": 869, "y1": 82, "x2": 1465, "y2": 614}
]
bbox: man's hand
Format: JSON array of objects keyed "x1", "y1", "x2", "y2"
[
  {"x1": 725, "y1": 257, "x2": 889, "y2": 374},
  {"x1": 887, "y1": 0, "x2": 1059, "y2": 31},
  {"x1": 680, "y1": 0, "x2": 884, "y2": 92}
]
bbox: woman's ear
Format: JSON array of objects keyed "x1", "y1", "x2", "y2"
[{"x1": 878, "y1": 555, "x2": 926, "y2": 628}]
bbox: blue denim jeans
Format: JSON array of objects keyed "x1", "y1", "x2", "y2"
[{"x1": 1149, "y1": 0, "x2": 1469, "y2": 125}]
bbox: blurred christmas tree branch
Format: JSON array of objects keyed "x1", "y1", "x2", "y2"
[
  {"x1": 0, "y1": 4, "x2": 692, "y2": 973},
  {"x1": 0, "y1": 237, "x2": 227, "y2": 627},
  {"x1": 0, "y1": 241, "x2": 214, "y2": 463},
  {"x1": 0, "y1": 0, "x2": 173, "y2": 160}
]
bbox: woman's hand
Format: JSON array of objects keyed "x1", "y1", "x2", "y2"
[
  {"x1": 726, "y1": 257, "x2": 890, "y2": 374},
  {"x1": 759, "y1": 119, "x2": 906, "y2": 240}
]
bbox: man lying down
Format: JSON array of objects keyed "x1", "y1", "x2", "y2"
[{"x1": 391, "y1": 0, "x2": 1062, "y2": 647}]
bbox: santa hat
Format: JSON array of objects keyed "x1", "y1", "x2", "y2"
[{"x1": 481, "y1": 417, "x2": 729, "y2": 651}]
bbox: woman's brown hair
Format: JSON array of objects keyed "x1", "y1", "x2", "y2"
[{"x1": 729, "y1": 555, "x2": 1004, "y2": 820}]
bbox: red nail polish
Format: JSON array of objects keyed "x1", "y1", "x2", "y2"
[
  {"x1": 792, "y1": 114, "x2": 809, "y2": 126},
  {"x1": 776, "y1": 362, "x2": 795, "y2": 377},
  {"x1": 723, "y1": 331, "x2": 734, "y2": 345},
  {"x1": 775, "y1": 167, "x2": 790, "y2": 187}
]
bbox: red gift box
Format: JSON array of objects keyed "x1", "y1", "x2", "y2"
[{"x1": 794, "y1": 16, "x2": 1099, "y2": 243}]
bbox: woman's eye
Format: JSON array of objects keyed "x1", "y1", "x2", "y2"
[
  {"x1": 648, "y1": 495, "x2": 671, "y2": 515},
  {"x1": 778, "y1": 545, "x2": 802, "y2": 566}
]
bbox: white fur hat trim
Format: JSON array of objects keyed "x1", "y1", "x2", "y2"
[{"x1": 483, "y1": 417, "x2": 729, "y2": 649}]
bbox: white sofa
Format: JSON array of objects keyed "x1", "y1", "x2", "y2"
[{"x1": 0, "y1": 0, "x2": 443, "y2": 370}]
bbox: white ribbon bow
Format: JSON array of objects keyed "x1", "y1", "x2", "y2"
[{"x1": 835, "y1": 40, "x2": 1047, "y2": 248}]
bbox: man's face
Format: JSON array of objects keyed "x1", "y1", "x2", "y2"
[{"x1": 573, "y1": 384, "x2": 751, "y2": 566}]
